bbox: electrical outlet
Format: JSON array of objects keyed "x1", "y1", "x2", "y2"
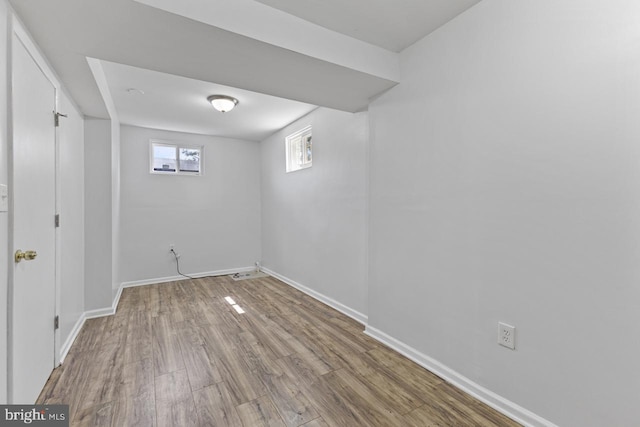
[{"x1": 498, "y1": 322, "x2": 515, "y2": 350}]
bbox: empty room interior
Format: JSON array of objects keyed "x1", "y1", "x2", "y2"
[{"x1": 1, "y1": 0, "x2": 638, "y2": 426}]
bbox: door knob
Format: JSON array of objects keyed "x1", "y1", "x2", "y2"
[{"x1": 15, "y1": 250, "x2": 37, "y2": 263}]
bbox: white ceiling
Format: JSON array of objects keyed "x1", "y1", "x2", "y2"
[
  {"x1": 100, "y1": 60, "x2": 317, "y2": 141},
  {"x1": 9, "y1": 0, "x2": 481, "y2": 140},
  {"x1": 253, "y1": 0, "x2": 480, "y2": 52}
]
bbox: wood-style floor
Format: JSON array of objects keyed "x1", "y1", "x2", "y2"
[{"x1": 38, "y1": 275, "x2": 520, "y2": 426}]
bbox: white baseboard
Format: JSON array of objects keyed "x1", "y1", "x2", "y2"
[
  {"x1": 84, "y1": 283, "x2": 124, "y2": 320},
  {"x1": 364, "y1": 326, "x2": 557, "y2": 427},
  {"x1": 120, "y1": 266, "x2": 255, "y2": 289},
  {"x1": 58, "y1": 283, "x2": 123, "y2": 361},
  {"x1": 112, "y1": 282, "x2": 124, "y2": 312},
  {"x1": 58, "y1": 313, "x2": 86, "y2": 364},
  {"x1": 84, "y1": 306, "x2": 116, "y2": 320},
  {"x1": 261, "y1": 267, "x2": 368, "y2": 325}
]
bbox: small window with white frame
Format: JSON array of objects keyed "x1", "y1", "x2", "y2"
[
  {"x1": 285, "y1": 126, "x2": 312, "y2": 173},
  {"x1": 150, "y1": 140, "x2": 203, "y2": 175}
]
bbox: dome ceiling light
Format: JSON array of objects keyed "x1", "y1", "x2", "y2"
[{"x1": 207, "y1": 95, "x2": 239, "y2": 113}]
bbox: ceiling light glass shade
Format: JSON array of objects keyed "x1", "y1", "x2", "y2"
[{"x1": 207, "y1": 95, "x2": 239, "y2": 113}]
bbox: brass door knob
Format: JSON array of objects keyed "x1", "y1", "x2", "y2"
[{"x1": 15, "y1": 250, "x2": 37, "y2": 263}]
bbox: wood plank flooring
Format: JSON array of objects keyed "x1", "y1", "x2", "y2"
[{"x1": 37, "y1": 275, "x2": 520, "y2": 426}]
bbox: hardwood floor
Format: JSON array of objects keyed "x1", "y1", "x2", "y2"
[{"x1": 38, "y1": 275, "x2": 520, "y2": 426}]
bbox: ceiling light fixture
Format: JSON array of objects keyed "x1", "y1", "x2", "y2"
[{"x1": 207, "y1": 95, "x2": 239, "y2": 113}]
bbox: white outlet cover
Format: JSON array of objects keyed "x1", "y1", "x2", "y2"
[{"x1": 498, "y1": 322, "x2": 516, "y2": 350}]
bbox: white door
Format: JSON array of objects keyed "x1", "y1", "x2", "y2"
[{"x1": 11, "y1": 35, "x2": 57, "y2": 403}]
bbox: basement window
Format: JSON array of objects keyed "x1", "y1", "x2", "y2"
[
  {"x1": 285, "y1": 126, "x2": 312, "y2": 173},
  {"x1": 150, "y1": 140, "x2": 203, "y2": 175}
]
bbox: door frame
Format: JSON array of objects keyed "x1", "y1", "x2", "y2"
[{"x1": 7, "y1": 14, "x2": 62, "y2": 403}]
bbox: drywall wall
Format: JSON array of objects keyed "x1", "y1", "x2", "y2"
[
  {"x1": 261, "y1": 108, "x2": 368, "y2": 320},
  {"x1": 367, "y1": 1, "x2": 640, "y2": 426},
  {"x1": 118, "y1": 125, "x2": 261, "y2": 283},
  {"x1": 111, "y1": 120, "x2": 120, "y2": 300},
  {"x1": 84, "y1": 119, "x2": 113, "y2": 311},
  {"x1": 57, "y1": 91, "x2": 84, "y2": 351},
  {"x1": 0, "y1": 0, "x2": 9, "y2": 403}
]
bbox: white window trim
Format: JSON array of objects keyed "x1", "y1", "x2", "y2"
[
  {"x1": 285, "y1": 125, "x2": 312, "y2": 173},
  {"x1": 149, "y1": 139, "x2": 204, "y2": 176}
]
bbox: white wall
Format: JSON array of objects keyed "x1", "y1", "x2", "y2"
[
  {"x1": 57, "y1": 92, "x2": 84, "y2": 352},
  {"x1": 261, "y1": 108, "x2": 368, "y2": 320},
  {"x1": 0, "y1": 0, "x2": 9, "y2": 403},
  {"x1": 368, "y1": 1, "x2": 640, "y2": 426},
  {"x1": 111, "y1": 120, "x2": 120, "y2": 300},
  {"x1": 84, "y1": 119, "x2": 113, "y2": 311},
  {"x1": 119, "y1": 125, "x2": 261, "y2": 283}
]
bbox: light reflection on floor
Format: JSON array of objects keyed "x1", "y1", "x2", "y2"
[{"x1": 225, "y1": 295, "x2": 245, "y2": 314}]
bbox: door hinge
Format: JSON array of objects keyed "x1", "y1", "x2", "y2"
[
  {"x1": 54, "y1": 315, "x2": 59, "y2": 330},
  {"x1": 55, "y1": 214, "x2": 60, "y2": 228},
  {"x1": 54, "y1": 111, "x2": 67, "y2": 127}
]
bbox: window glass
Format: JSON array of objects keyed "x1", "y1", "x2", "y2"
[
  {"x1": 285, "y1": 126, "x2": 312, "y2": 173},
  {"x1": 304, "y1": 134, "x2": 312, "y2": 163},
  {"x1": 179, "y1": 148, "x2": 200, "y2": 173},
  {"x1": 150, "y1": 141, "x2": 203, "y2": 175},
  {"x1": 153, "y1": 145, "x2": 177, "y2": 172}
]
